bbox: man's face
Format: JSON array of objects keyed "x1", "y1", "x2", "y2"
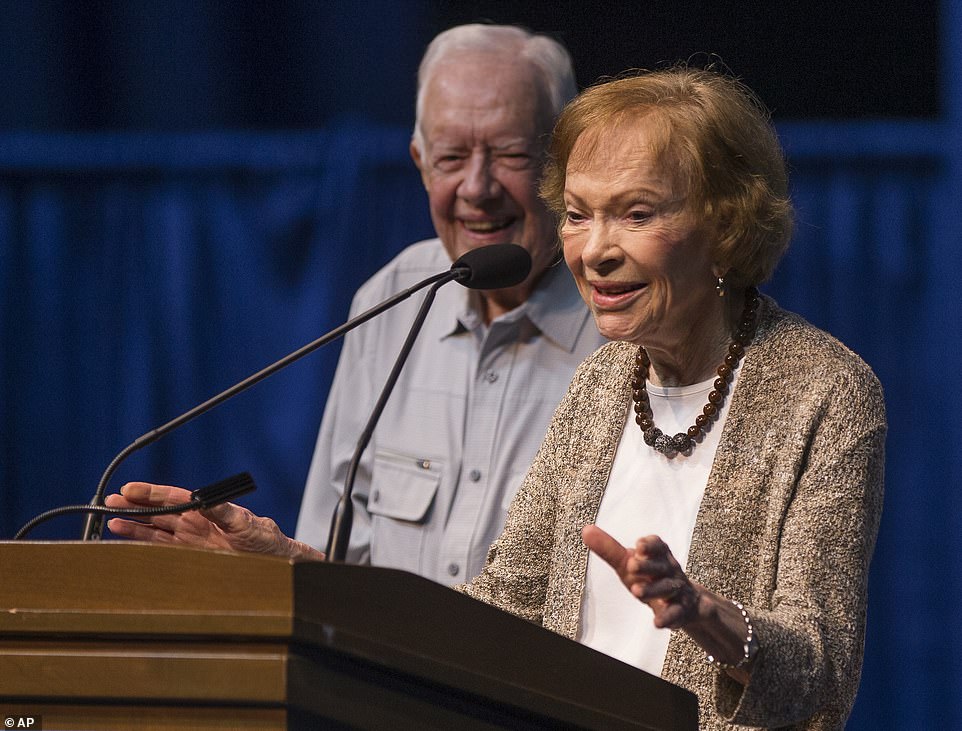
[{"x1": 410, "y1": 54, "x2": 558, "y2": 284}]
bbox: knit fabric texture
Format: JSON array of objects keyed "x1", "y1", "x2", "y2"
[{"x1": 460, "y1": 296, "x2": 886, "y2": 730}]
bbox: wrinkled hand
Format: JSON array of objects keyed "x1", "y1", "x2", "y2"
[
  {"x1": 582, "y1": 524, "x2": 700, "y2": 629},
  {"x1": 106, "y1": 482, "x2": 298, "y2": 557}
]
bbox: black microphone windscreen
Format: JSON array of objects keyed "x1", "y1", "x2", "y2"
[{"x1": 450, "y1": 244, "x2": 533, "y2": 290}]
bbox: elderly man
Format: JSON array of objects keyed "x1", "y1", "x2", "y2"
[
  {"x1": 294, "y1": 24, "x2": 604, "y2": 584},
  {"x1": 106, "y1": 24, "x2": 605, "y2": 585}
]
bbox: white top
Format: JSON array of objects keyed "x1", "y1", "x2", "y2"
[{"x1": 576, "y1": 365, "x2": 740, "y2": 676}]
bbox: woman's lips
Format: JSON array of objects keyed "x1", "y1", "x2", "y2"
[{"x1": 590, "y1": 281, "x2": 646, "y2": 308}]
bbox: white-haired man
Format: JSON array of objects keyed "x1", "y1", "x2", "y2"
[
  {"x1": 107, "y1": 25, "x2": 605, "y2": 585},
  {"x1": 293, "y1": 25, "x2": 604, "y2": 584}
]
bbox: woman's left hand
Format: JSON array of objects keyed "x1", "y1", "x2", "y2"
[
  {"x1": 583, "y1": 524, "x2": 757, "y2": 682},
  {"x1": 582, "y1": 524, "x2": 700, "y2": 629}
]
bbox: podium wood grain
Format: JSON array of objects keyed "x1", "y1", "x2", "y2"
[{"x1": 0, "y1": 542, "x2": 697, "y2": 730}]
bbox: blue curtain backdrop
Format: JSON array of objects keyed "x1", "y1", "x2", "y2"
[
  {"x1": 1, "y1": 2, "x2": 960, "y2": 729},
  {"x1": 0, "y1": 127, "x2": 435, "y2": 537}
]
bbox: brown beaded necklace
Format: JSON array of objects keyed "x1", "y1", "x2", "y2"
[{"x1": 631, "y1": 287, "x2": 759, "y2": 456}]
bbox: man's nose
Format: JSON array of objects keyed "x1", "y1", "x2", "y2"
[{"x1": 458, "y1": 151, "x2": 500, "y2": 203}]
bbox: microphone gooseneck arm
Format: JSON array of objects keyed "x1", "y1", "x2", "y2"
[
  {"x1": 79, "y1": 267, "x2": 459, "y2": 541},
  {"x1": 325, "y1": 277, "x2": 450, "y2": 562}
]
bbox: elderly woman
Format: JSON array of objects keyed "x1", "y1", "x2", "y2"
[
  {"x1": 104, "y1": 68, "x2": 883, "y2": 730},
  {"x1": 458, "y1": 68, "x2": 885, "y2": 730}
]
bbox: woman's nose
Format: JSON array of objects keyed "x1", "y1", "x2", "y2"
[{"x1": 580, "y1": 219, "x2": 621, "y2": 271}]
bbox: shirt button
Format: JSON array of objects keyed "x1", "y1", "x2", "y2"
[
  {"x1": 469, "y1": 469, "x2": 482, "y2": 482},
  {"x1": 485, "y1": 370, "x2": 499, "y2": 383},
  {"x1": 447, "y1": 563, "x2": 460, "y2": 577},
  {"x1": 371, "y1": 490, "x2": 380, "y2": 503}
]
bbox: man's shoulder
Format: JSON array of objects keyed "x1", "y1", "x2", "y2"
[{"x1": 353, "y1": 238, "x2": 449, "y2": 307}]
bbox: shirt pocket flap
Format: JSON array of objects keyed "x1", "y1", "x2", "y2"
[{"x1": 367, "y1": 451, "x2": 441, "y2": 522}]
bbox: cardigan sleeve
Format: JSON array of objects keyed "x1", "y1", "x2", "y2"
[{"x1": 716, "y1": 358, "x2": 887, "y2": 728}]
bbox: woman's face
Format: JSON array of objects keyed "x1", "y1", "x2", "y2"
[{"x1": 561, "y1": 117, "x2": 723, "y2": 352}]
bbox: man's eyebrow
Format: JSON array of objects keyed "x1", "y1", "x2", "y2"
[{"x1": 490, "y1": 138, "x2": 534, "y2": 152}]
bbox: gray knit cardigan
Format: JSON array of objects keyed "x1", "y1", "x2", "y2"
[{"x1": 461, "y1": 297, "x2": 886, "y2": 730}]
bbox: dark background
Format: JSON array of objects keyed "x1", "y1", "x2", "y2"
[
  {"x1": 0, "y1": 1, "x2": 940, "y2": 131},
  {"x1": 0, "y1": 2, "x2": 957, "y2": 729}
]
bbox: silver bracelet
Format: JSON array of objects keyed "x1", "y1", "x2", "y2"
[{"x1": 705, "y1": 600, "x2": 757, "y2": 670}]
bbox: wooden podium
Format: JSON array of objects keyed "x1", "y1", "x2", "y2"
[{"x1": 0, "y1": 542, "x2": 697, "y2": 730}]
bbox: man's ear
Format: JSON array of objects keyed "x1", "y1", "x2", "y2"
[{"x1": 410, "y1": 140, "x2": 430, "y2": 190}]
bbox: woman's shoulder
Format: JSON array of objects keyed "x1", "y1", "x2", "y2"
[
  {"x1": 573, "y1": 340, "x2": 636, "y2": 380},
  {"x1": 553, "y1": 340, "x2": 636, "y2": 410},
  {"x1": 753, "y1": 296, "x2": 884, "y2": 403}
]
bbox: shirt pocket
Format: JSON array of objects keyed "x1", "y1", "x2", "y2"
[
  {"x1": 367, "y1": 449, "x2": 442, "y2": 522},
  {"x1": 367, "y1": 449, "x2": 442, "y2": 573}
]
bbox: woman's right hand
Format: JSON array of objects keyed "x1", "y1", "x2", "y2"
[{"x1": 105, "y1": 482, "x2": 325, "y2": 561}]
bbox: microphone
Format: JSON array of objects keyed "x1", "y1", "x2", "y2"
[
  {"x1": 58, "y1": 243, "x2": 531, "y2": 541},
  {"x1": 450, "y1": 243, "x2": 532, "y2": 289},
  {"x1": 325, "y1": 244, "x2": 532, "y2": 562}
]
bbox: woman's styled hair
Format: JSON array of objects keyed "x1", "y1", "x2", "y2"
[{"x1": 540, "y1": 68, "x2": 794, "y2": 287}]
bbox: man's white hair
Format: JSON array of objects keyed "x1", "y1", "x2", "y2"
[{"x1": 412, "y1": 24, "x2": 577, "y2": 153}]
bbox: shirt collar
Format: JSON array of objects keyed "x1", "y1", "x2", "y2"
[{"x1": 440, "y1": 258, "x2": 590, "y2": 353}]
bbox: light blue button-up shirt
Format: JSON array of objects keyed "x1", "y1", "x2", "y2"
[{"x1": 295, "y1": 238, "x2": 606, "y2": 585}]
